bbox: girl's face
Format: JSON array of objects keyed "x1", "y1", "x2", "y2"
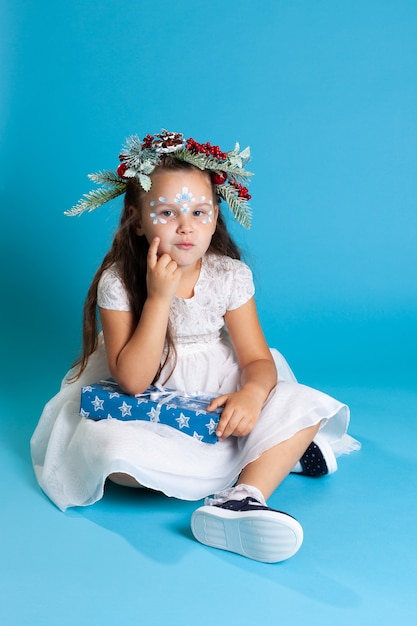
[{"x1": 136, "y1": 169, "x2": 218, "y2": 269}]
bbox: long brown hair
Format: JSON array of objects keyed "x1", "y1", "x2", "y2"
[{"x1": 72, "y1": 158, "x2": 241, "y2": 381}]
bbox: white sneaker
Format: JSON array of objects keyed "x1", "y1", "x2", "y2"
[
  {"x1": 292, "y1": 434, "x2": 337, "y2": 476},
  {"x1": 191, "y1": 497, "x2": 303, "y2": 563}
]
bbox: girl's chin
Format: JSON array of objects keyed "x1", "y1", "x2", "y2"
[
  {"x1": 164, "y1": 245, "x2": 205, "y2": 262},
  {"x1": 154, "y1": 242, "x2": 209, "y2": 267}
]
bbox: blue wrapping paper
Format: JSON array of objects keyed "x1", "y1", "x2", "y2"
[{"x1": 80, "y1": 379, "x2": 222, "y2": 443}]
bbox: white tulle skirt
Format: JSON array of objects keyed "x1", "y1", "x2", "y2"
[{"x1": 31, "y1": 334, "x2": 360, "y2": 511}]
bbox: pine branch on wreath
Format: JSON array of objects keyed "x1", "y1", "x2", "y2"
[{"x1": 216, "y1": 183, "x2": 252, "y2": 229}]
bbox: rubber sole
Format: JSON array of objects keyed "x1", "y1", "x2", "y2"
[{"x1": 191, "y1": 506, "x2": 303, "y2": 563}]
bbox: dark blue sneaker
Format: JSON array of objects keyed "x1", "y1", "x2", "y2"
[
  {"x1": 292, "y1": 435, "x2": 337, "y2": 477},
  {"x1": 191, "y1": 497, "x2": 303, "y2": 563}
]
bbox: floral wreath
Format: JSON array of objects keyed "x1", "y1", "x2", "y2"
[{"x1": 66, "y1": 129, "x2": 253, "y2": 228}]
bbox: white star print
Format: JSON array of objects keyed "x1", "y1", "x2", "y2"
[
  {"x1": 193, "y1": 432, "x2": 204, "y2": 441},
  {"x1": 187, "y1": 402, "x2": 201, "y2": 410},
  {"x1": 91, "y1": 396, "x2": 104, "y2": 411},
  {"x1": 205, "y1": 418, "x2": 218, "y2": 435},
  {"x1": 118, "y1": 401, "x2": 132, "y2": 417},
  {"x1": 147, "y1": 407, "x2": 160, "y2": 422},
  {"x1": 176, "y1": 413, "x2": 190, "y2": 429},
  {"x1": 80, "y1": 408, "x2": 90, "y2": 417}
]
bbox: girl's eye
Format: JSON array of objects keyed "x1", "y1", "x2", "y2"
[
  {"x1": 194, "y1": 208, "x2": 213, "y2": 223},
  {"x1": 150, "y1": 208, "x2": 178, "y2": 224}
]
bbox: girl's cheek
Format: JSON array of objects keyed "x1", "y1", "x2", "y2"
[{"x1": 148, "y1": 223, "x2": 173, "y2": 251}]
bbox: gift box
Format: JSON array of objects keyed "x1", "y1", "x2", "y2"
[{"x1": 80, "y1": 379, "x2": 222, "y2": 443}]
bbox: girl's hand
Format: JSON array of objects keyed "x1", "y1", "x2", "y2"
[
  {"x1": 207, "y1": 388, "x2": 264, "y2": 440},
  {"x1": 147, "y1": 237, "x2": 181, "y2": 301}
]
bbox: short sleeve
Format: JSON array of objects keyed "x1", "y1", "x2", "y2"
[
  {"x1": 227, "y1": 260, "x2": 255, "y2": 311},
  {"x1": 97, "y1": 267, "x2": 131, "y2": 311}
]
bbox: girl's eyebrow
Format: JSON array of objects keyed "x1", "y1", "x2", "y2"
[
  {"x1": 149, "y1": 201, "x2": 212, "y2": 208},
  {"x1": 149, "y1": 200, "x2": 175, "y2": 207}
]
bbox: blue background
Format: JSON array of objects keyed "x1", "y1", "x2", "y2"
[{"x1": 1, "y1": 1, "x2": 416, "y2": 624}]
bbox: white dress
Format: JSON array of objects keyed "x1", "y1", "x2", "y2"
[{"x1": 31, "y1": 253, "x2": 359, "y2": 511}]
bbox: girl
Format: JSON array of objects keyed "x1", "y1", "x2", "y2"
[{"x1": 31, "y1": 130, "x2": 359, "y2": 564}]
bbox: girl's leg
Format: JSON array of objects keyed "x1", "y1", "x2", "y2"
[
  {"x1": 237, "y1": 422, "x2": 321, "y2": 500},
  {"x1": 191, "y1": 423, "x2": 321, "y2": 563},
  {"x1": 108, "y1": 473, "x2": 143, "y2": 488}
]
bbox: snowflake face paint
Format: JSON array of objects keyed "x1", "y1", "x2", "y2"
[
  {"x1": 198, "y1": 196, "x2": 214, "y2": 224},
  {"x1": 175, "y1": 187, "x2": 194, "y2": 213},
  {"x1": 148, "y1": 187, "x2": 214, "y2": 225},
  {"x1": 150, "y1": 197, "x2": 168, "y2": 223},
  {"x1": 138, "y1": 169, "x2": 218, "y2": 271}
]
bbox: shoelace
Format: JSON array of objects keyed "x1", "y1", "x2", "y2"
[{"x1": 219, "y1": 497, "x2": 271, "y2": 512}]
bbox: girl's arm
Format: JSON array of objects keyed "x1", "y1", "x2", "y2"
[
  {"x1": 208, "y1": 297, "x2": 277, "y2": 440},
  {"x1": 99, "y1": 237, "x2": 181, "y2": 395}
]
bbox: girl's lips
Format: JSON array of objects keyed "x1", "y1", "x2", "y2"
[{"x1": 176, "y1": 243, "x2": 194, "y2": 249}]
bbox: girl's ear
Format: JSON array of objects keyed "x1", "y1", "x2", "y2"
[
  {"x1": 212, "y1": 204, "x2": 219, "y2": 232},
  {"x1": 129, "y1": 205, "x2": 144, "y2": 235}
]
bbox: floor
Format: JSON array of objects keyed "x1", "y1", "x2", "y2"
[
  {"x1": 1, "y1": 373, "x2": 416, "y2": 625},
  {"x1": 2, "y1": 1, "x2": 417, "y2": 623}
]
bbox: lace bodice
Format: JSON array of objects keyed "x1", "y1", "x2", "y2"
[{"x1": 97, "y1": 254, "x2": 255, "y2": 344}]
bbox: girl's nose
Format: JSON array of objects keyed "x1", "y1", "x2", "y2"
[{"x1": 177, "y1": 213, "x2": 193, "y2": 233}]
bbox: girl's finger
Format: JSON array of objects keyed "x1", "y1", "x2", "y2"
[
  {"x1": 167, "y1": 260, "x2": 180, "y2": 276},
  {"x1": 157, "y1": 253, "x2": 175, "y2": 269},
  {"x1": 216, "y1": 406, "x2": 237, "y2": 439},
  {"x1": 147, "y1": 237, "x2": 160, "y2": 268},
  {"x1": 207, "y1": 394, "x2": 228, "y2": 412}
]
